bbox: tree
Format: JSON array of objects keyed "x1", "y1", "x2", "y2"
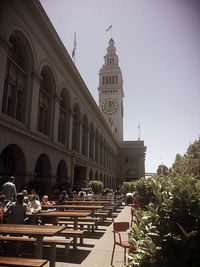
[
  {"x1": 157, "y1": 164, "x2": 169, "y2": 175},
  {"x1": 88, "y1": 180, "x2": 103, "y2": 194},
  {"x1": 172, "y1": 136, "x2": 200, "y2": 177}
]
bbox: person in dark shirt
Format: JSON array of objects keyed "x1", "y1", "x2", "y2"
[
  {"x1": 57, "y1": 190, "x2": 68, "y2": 204},
  {"x1": 1, "y1": 176, "x2": 17, "y2": 202},
  {"x1": 5, "y1": 192, "x2": 27, "y2": 224}
]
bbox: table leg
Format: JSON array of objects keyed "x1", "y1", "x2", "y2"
[
  {"x1": 50, "y1": 244, "x2": 56, "y2": 267},
  {"x1": 35, "y1": 236, "x2": 43, "y2": 258},
  {"x1": 73, "y1": 217, "x2": 78, "y2": 249}
]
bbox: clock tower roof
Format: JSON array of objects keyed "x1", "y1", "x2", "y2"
[{"x1": 107, "y1": 38, "x2": 116, "y2": 55}]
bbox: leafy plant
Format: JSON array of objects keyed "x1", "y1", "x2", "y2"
[
  {"x1": 128, "y1": 175, "x2": 200, "y2": 267},
  {"x1": 88, "y1": 180, "x2": 103, "y2": 194},
  {"x1": 172, "y1": 136, "x2": 200, "y2": 177}
]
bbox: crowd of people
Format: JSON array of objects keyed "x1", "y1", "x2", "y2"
[{"x1": 0, "y1": 175, "x2": 126, "y2": 225}]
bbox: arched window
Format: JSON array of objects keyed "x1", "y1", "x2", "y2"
[
  {"x1": 95, "y1": 129, "x2": 99, "y2": 162},
  {"x1": 37, "y1": 66, "x2": 54, "y2": 136},
  {"x1": 2, "y1": 32, "x2": 32, "y2": 123},
  {"x1": 89, "y1": 122, "x2": 94, "y2": 160},
  {"x1": 58, "y1": 89, "x2": 69, "y2": 145},
  {"x1": 82, "y1": 114, "x2": 88, "y2": 156},
  {"x1": 72, "y1": 103, "x2": 80, "y2": 152}
]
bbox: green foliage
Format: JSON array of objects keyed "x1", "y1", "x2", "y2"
[
  {"x1": 88, "y1": 180, "x2": 103, "y2": 194},
  {"x1": 172, "y1": 136, "x2": 200, "y2": 177},
  {"x1": 128, "y1": 175, "x2": 200, "y2": 267},
  {"x1": 121, "y1": 182, "x2": 136, "y2": 193}
]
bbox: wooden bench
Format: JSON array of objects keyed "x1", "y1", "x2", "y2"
[
  {"x1": 0, "y1": 256, "x2": 47, "y2": 267},
  {"x1": 94, "y1": 210, "x2": 110, "y2": 222},
  {"x1": 58, "y1": 220, "x2": 95, "y2": 233},
  {"x1": 0, "y1": 236, "x2": 72, "y2": 266},
  {"x1": 76, "y1": 217, "x2": 100, "y2": 229},
  {"x1": 58, "y1": 229, "x2": 85, "y2": 248}
]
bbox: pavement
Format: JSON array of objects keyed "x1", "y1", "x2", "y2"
[{"x1": 46, "y1": 204, "x2": 132, "y2": 267}]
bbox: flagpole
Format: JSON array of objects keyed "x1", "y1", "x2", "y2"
[
  {"x1": 72, "y1": 32, "x2": 77, "y2": 64},
  {"x1": 137, "y1": 122, "x2": 141, "y2": 141}
]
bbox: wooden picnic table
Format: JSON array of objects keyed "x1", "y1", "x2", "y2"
[
  {"x1": 66, "y1": 199, "x2": 111, "y2": 205},
  {"x1": 41, "y1": 204, "x2": 104, "y2": 216},
  {"x1": 27, "y1": 211, "x2": 91, "y2": 249},
  {"x1": 0, "y1": 224, "x2": 65, "y2": 259}
]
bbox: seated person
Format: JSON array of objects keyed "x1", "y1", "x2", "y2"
[
  {"x1": 0, "y1": 195, "x2": 6, "y2": 224},
  {"x1": 41, "y1": 195, "x2": 51, "y2": 205},
  {"x1": 27, "y1": 194, "x2": 41, "y2": 213},
  {"x1": 78, "y1": 188, "x2": 86, "y2": 198},
  {"x1": 87, "y1": 188, "x2": 94, "y2": 199},
  {"x1": 5, "y1": 192, "x2": 28, "y2": 224},
  {"x1": 125, "y1": 192, "x2": 133, "y2": 205},
  {"x1": 57, "y1": 190, "x2": 68, "y2": 204}
]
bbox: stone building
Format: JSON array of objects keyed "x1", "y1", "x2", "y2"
[{"x1": 0, "y1": 0, "x2": 146, "y2": 197}]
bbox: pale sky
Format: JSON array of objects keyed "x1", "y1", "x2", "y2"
[{"x1": 40, "y1": 0, "x2": 200, "y2": 173}]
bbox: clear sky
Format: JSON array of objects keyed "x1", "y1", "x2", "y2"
[{"x1": 40, "y1": 0, "x2": 200, "y2": 173}]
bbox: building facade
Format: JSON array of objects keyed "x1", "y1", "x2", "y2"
[{"x1": 0, "y1": 0, "x2": 146, "y2": 197}]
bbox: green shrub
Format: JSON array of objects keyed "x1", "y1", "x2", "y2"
[
  {"x1": 121, "y1": 181, "x2": 137, "y2": 193},
  {"x1": 88, "y1": 180, "x2": 104, "y2": 194},
  {"x1": 128, "y1": 175, "x2": 200, "y2": 267}
]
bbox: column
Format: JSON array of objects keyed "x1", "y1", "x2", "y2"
[
  {"x1": 0, "y1": 37, "x2": 9, "y2": 111},
  {"x1": 29, "y1": 72, "x2": 40, "y2": 132}
]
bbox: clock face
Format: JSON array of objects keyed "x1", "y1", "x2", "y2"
[{"x1": 102, "y1": 99, "x2": 118, "y2": 114}]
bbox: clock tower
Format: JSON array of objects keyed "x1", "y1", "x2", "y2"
[{"x1": 98, "y1": 38, "x2": 124, "y2": 142}]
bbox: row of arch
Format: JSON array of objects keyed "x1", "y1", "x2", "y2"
[
  {"x1": 0, "y1": 144, "x2": 116, "y2": 197},
  {"x1": 2, "y1": 29, "x2": 118, "y2": 172}
]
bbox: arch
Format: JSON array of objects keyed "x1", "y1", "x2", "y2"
[
  {"x1": 58, "y1": 88, "x2": 70, "y2": 145},
  {"x1": 32, "y1": 153, "x2": 52, "y2": 197},
  {"x1": 37, "y1": 65, "x2": 55, "y2": 136},
  {"x1": 81, "y1": 114, "x2": 88, "y2": 156},
  {"x1": 0, "y1": 144, "x2": 26, "y2": 190},
  {"x1": 89, "y1": 169, "x2": 93, "y2": 180},
  {"x1": 2, "y1": 30, "x2": 34, "y2": 123},
  {"x1": 56, "y1": 160, "x2": 69, "y2": 192},
  {"x1": 72, "y1": 103, "x2": 80, "y2": 152}
]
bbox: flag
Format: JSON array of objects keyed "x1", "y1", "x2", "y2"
[
  {"x1": 105, "y1": 25, "x2": 112, "y2": 32},
  {"x1": 72, "y1": 32, "x2": 77, "y2": 60}
]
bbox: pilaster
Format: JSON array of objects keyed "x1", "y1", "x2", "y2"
[{"x1": 29, "y1": 72, "x2": 41, "y2": 132}]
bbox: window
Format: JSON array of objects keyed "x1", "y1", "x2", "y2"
[{"x1": 2, "y1": 34, "x2": 29, "y2": 123}]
